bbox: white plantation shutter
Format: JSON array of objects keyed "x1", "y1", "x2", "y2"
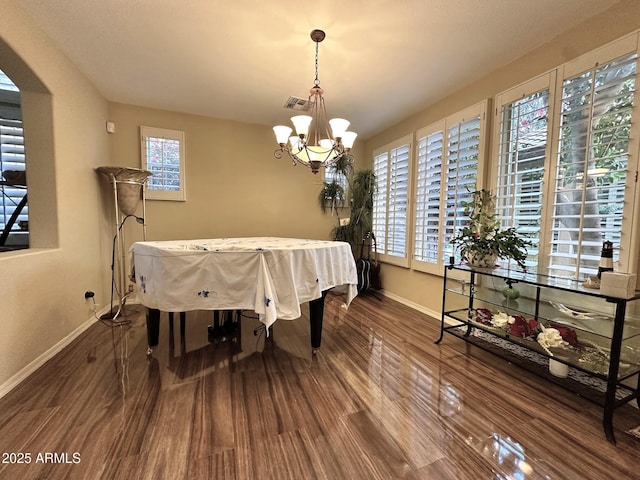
[
  {"x1": 372, "y1": 151, "x2": 389, "y2": 252},
  {"x1": 387, "y1": 144, "x2": 410, "y2": 257},
  {"x1": 495, "y1": 86, "x2": 550, "y2": 272},
  {"x1": 414, "y1": 129, "x2": 443, "y2": 265},
  {"x1": 0, "y1": 70, "x2": 27, "y2": 246},
  {"x1": 445, "y1": 115, "x2": 482, "y2": 254},
  {"x1": 413, "y1": 102, "x2": 487, "y2": 273},
  {"x1": 372, "y1": 135, "x2": 411, "y2": 264},
  {"x1": 549, "y1": 51, "x2": 637, "y2": 278}
]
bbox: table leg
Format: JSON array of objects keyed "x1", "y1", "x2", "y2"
[
  {"x1": 180, "y1": 312, "x2": 186, "y2": 337},
  {"x1": 146, "y1": 308, "x2": 160, "y2": 355},
  {"x1": 309, "y1": 290, "x2": 328, "y2": 354}
]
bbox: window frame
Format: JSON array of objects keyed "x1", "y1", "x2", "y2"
[
  {"x1": 372, "y1": 133, "x2": 413, "y2": 267},
  {"x1": 491, "y1": 72, "x2": 557, "y2": 273},
  {"x1": 490, "y1": 33, "x2": 640, "y2": 280},
  {"x1": 140, "y1": 126, "x2": 186, "y2": 202},
  {"x1": 411, "y1": 100, "x2": 489, "y2": 275},
  {"x1": 0, "y1": 71, "x2": 28, "y2": 249},
  {"x1": 545, "y1": 35, "x2": 640, "y2": 279}
]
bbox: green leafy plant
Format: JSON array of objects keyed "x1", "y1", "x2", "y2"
[
  {"x1": 450, "y1": 189, "x2": 532, "y2": 270},
  {"x1": 318, "y1": 153, "x2": 353, "y2": 214},
  {"x1": 319, "y1": 156, "x2": 376, "y2": 253},
  {"x1": 318, "y1": 180, "x2": 345, "y2": 214}
]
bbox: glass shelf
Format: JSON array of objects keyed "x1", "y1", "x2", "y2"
[{"x1": 439, "y1": 263, "x2": 640, "y2": 444}]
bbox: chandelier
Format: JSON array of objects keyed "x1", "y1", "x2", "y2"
[{"x1": 273, "y1": 29, "x2": 357, "y2": 174}]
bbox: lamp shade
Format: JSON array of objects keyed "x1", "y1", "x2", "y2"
[
  {"x1": 289, "y1": 136, "x2": 301, "y2": 151},
  {"x1": 291, "y1": 115, "x2": 312, "y2": 136},
  {"x1": 319, "y1": 139, "x2": 334, "y2": 149},
  {"x1": 341, "y1": 131, "x2": 358, "y2": 149},
  {"x1": 329, "y1": 118, "x2": 350, "y2": 138},
  {"x1": 273, "y1": 125, "x2": 293, "y2": 144}
]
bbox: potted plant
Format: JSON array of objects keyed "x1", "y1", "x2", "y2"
[
  {"x1": 450, "y1": 189, "x2": 532, "y2": 270},
  {"x1": 318, "y1": 153, "x2": 353, "y2": 214}
]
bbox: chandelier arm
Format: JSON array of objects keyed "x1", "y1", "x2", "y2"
[{"x1": 274, "y1": 148, "x2": 285, "y2": 160}]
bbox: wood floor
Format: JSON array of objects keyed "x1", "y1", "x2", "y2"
[{"x1": 0, "y1": 293, "x2": 639, "y2": 479}]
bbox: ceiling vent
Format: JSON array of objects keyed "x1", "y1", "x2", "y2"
[{"x1": 283, "y1": 96, "x2": 314, "y2": 111}]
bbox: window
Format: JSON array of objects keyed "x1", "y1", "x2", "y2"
[
  {"x1": 492, "y1": 34, "x2": 640, "y2": 280},
  {"x1": 0, "y1": 69, "x2": 27, "y2": 250},
  {"x1": 140, "y1": 126, "x2": 186, "y2": 201},
  {"x1": 494, "y1": 74, "x2": 553, "y2": 272},
  {"x1": 413, "y1": 101, "x2": 488, "y2": 274},
  {"x1": 549, "y1": 50, "x2": 637, "y2": 279},
  {"x1": 324, "y1": 163, "x2": 348, "y2": 192},
  {"x1": 372, "y1": 134, "x2": 411, "y2": 266}
]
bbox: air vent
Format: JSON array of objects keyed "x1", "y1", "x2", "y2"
[{"x1": 283, "y1": 96, "x2": 313, "y2": 111}]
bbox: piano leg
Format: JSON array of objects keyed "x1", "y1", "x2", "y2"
[
  {"x1": 146, "y1": 308, "x2": 161, "y2": 355},
  {"x1": 309, "y1": 290, "x2": 328, "y2": 354}
]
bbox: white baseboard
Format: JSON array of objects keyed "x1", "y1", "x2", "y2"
[
  {"x1": 0, "y1": 305, "x2": 110, "y2": 400},
  {"x1": 380, "y1": 290, "x2": 441, "y2": 321}
]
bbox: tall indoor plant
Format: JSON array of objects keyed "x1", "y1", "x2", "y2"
[
  {"x1": 450, "y1": 189, "x2": 531, "y2": 269},
  {"x1": 318, "y1": 155, "x2": 376, "y2": 253}
]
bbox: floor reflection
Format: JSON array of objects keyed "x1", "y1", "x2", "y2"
[
  {"x1": 471, "y1": 433, "x2": 550, "y2": 479},
  {"x1": 153, "y1": 309, "x2": 315, "y2": 385}
]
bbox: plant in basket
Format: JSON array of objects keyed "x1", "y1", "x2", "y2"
[{"x1": 450, "y1": 189, "x2": 532, "y2": 270}]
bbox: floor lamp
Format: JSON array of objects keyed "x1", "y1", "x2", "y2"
[{"x1": 96, "y1": 166, "x2": 152, "y2": 322}]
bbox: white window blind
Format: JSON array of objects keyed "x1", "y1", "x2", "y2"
[
  {"x1": 372, "y1": 136, "x2": 411, "y2": 264},
  {"x1": 413, "y1": 102, "x2": 486, "y2": 273},
  {"x1": 414, "y1": 129, "x2": 443, "y2": 265},
  {"x1": 372, "y1": 151, "x2": 389, "y2": 253},
  {"x1": 141, "y1": 126, "x2": 186, "y2": 201},
  {"x1": 550, "y1": 52, "x2": 637, "y2": 279},
  {"x1": 444, "y1": 116, "x2": 482, "y2": 257},
  {"x1": 495, "y1": 88, "x2": 549, "y2": 271},
  {"x1": 0, "y1": 69, "x2": 27, "y2": 248}
]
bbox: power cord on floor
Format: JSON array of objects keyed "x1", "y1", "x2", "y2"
[{"x1": 88, "y1": 295, "x2": 131, "y2": 327}]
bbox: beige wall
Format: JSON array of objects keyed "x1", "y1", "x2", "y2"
[
  {"x1": 107, "y1": 103, "x2": 350, "y2": 245},
  {"x1": 364, "y1": 0, "x2": 640, "y2": 317},
  {"x1": 0, "y1": 2, "x2": 111, "y2": 390}
]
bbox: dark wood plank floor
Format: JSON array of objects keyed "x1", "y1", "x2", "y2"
[{"x1": 0, "y1": 293, "x2": 639, "y2": 479}]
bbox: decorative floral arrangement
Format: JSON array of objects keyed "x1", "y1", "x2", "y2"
[
  {"x1": 450, "y1": 189, "x2": 532, "y2": 270},
  {"x1": 474, "y1": 308, "x2": 579, "y2": 355}
]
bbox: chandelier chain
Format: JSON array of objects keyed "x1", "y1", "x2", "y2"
[{"x1": 314, "y1": 40, "x2": 320, "y2": 87}]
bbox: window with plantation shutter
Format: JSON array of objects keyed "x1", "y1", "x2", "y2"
[
  {"x1": 0, "y1": 69, "x2": 28, "y2": 250},
  {"x1": 413, "y1": 101, "x2": 487, "y2": 274},
  {"x1": 372, "y1": 134, "x2": 411, "y2": 266},
  {"x1": 491, "y1": 35, "x2": 640, "y2": 280},
  {"x1": 494, "y1": 76, "x2": 552, "y2": 272},
  {"x1": 549, "y1": 50, "x2": 637, "y2": 279},
  {"x1": 413, "y1": 127, "x2": 443, "y2": 267},
  {"x1": 141, "y1": 126, "x2": 186, "y2": 201},
  {"x1": 372, "y1": 151, "x2": 388, "y2": 253}
]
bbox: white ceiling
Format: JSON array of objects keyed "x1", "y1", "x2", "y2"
[{"x1": 15, "y1": 0, "x2": 621, "y2": 139}]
